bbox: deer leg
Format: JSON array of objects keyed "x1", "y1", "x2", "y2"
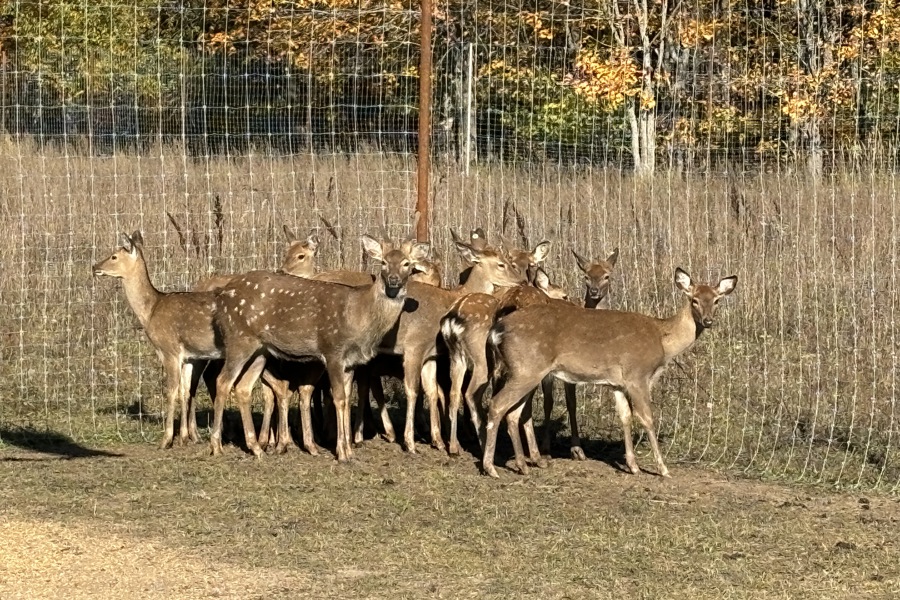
[
  {"x1": 178, "y1": 362, "x2": 194, "y2": 445},
  {"x1": 613, "y1": 389, "x2": 639, "y2": 474},
  {"x1": 199, "y1": 361, "x2": 221, "y2": 442},
  {"x1": 565, "y1": 383, "x2": 585, "y2": 461},
  {"x1": 370, "y1": 375, "x2": 395, "y2": 443},
  {"x1": 402, "y1": 351, "x2": 424, "y2": 453},
  {"x1": 628, "y1": 383, "x2": 669, "y2": 478},
  {"x1": 504, "y1": 398, "x2": 531, "y2": 475},
  {"x1": 159, "y1": 357, "x2": 181, "y2": 450},
  {"x1": 519, "y1": 389, "x2": 547, "y2": 468},
  {"x1": 186, "y1": 360, "x2": 206, "y2": 443},
  {"x1": 447, "y1": 353, "x2": 467, "y2": 456},
  {"x1": 465, "y1": 354, "x2": 491, "y2": 452},
  {"x1": 326, "y1": 362, "x2": 353, "y2": 463},
  {"x1": 211, "y1": 346, "x2": 257, "y2": 456},
  {"x1": 257, "y1": 381, "x2": 276, "y2": 451},
  {"x1": 297, "y1": 383, "x2": 322, "y2": 456},
  {"x1": 421, "y1": 359, "x2": 444, "y2": 452},
  {"x1": 353, "y1": 368, "x2": 370, "y2": 446},
  {"x1": 483, "y1": 377, "x2": 542, "y2": 478},
  {"x1": 539, "y1": 376, "x2": 554, "y2": 455},
  {"x1": 233, "y1": 355, "x2": 267, "y2": 458}
]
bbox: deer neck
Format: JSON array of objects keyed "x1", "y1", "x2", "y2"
[
  {"x1": 659, "y1": 301, "x2": 702, "y2": 361},
  {"x1": 122, "y1": 254, "x2": 162, "y2": 328},
  {"x1": 354, "y1": 278, "x2": 406, "y2": 340},
  {"x1": 457, "y1": 265, "x2": 497, "y2": 295}
]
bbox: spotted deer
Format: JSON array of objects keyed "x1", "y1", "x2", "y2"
[
  {"x1": 209, "y1": 235, "x2": 430, "y2": 461},
  {"x1": 92, "y1": 231, "x2": 224, "y2": 449},
  {"x1": 482, "y1": 268, "x2": 737, "y2": 478},
  {"x1": 439, "y1": 268, "x2": 567, "y2": 456},
  {"x1": 377, "y1": 239, "x2": 527, "y2": 454}
]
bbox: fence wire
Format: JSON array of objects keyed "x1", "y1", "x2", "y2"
[{"x1": 0, "y1": 0, "x2": 898, "y2": 490}]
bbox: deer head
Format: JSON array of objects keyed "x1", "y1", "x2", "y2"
[
  {"x1": 92, "y1": 231, "x2": 145, "y2": 278},
  {"x1": 280, "y1": 227, "x2": 319, "y2": 278},
  {"x1": 674, "y1": 267, "x2": 737, "y2": 329},
  {"x1": 364, "y1": 234, "x2": 431, "y2": 299},
  {"x1": 573, "y1": 247, "x2": 618, "y2": 307}
]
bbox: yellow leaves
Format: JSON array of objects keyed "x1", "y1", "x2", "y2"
[
  {"x1": 521, "y1": 12, "x2": 555, "y2": 41},
  {"x1": 563, "y1": 49, "x2": 638, "y2": 109},
  {"x1": 679, "y1": 19, "x2": 719, "y2": 48}
]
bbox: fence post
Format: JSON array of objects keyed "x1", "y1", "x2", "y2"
[
  {"x1": 416, "y1": 0, "x2": 433, "y2": 242},
  {"x1": 464, "y1": 42, "x2": 475, "y2": 177}
]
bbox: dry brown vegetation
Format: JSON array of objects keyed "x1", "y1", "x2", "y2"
[{"x1": 0, "y1": 136, "x2": 897, "y2": 489}]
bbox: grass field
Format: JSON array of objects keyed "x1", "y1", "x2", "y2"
[{"x1": 1, "y1": 435, "x2": 899, "y2": 599}]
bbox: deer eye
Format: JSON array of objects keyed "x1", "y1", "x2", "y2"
[
  {"x1": 111, "y1": 255, "x2": 117, "y2": 260},
  {"x1": 402, "y1": 260, "x2": 410, "y2": 267},
  {"x1": 498, "y1": 263, "x2": 506, "y2": 269},
  {"x1": 297, "y1": 254, "x2": 305, "y2": 260}
]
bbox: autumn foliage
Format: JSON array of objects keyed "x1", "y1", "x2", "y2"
[{"x1": 3, "y1": 0, "x2": 900, "y2": 170}]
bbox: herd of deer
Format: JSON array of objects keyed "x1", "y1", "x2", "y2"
[{"x1": 92, "y1": 224, "x2": 737, "y2": 479}]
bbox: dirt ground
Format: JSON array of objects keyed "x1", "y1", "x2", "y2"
[{"x1": 1, "y1": 437, "x2": 899, "y2": 600}]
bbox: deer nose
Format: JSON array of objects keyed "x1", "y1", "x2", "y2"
[
  {"x1": 702, "y1": 317, "x2": 714, "y2": 328},
  {"x1": 589, "y1": 287, "x2": 601, "y2": 298},
  {"x1": 386, "y1": 274, "x2": 402, "y2": 288}
]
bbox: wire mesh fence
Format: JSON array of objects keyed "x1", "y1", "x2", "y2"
[{"x1": 0, "y1": 0, "x2": 898, "y2": 489}]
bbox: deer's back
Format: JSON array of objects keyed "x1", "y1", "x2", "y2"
[
  {"x1": 313, "y1": 270, "x2": 374, "y2": 287},
  {"x1": 146, "y1": 291, "x2": 220, "y2": 359},
  {"x1": 193, "y1": 274, "x2": 236, "y2": 293},
  {"x1": 495, "y1": 303, "x2": 667, "y2": 384}
]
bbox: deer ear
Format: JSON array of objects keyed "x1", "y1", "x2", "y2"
[
  {"x1": 360, "y1": 235, "x2": 384, "y2": 262},
  {"x1": 606, "y1": 247, "x2": 619, "y2": 267},
  {"x1": 118, "y1": 232, "x2": 133, "y2": 252},
  {"x1": 571, "y1": 249, "x2": 590, "y2": 273},
  {"x1": 674, "y1": 268, "x2": 693, "y2": 294},
  {"x1": 283, "y1": 224, "x2": 297, "y2": 241},
  {"x1": 454, "y1": 241, "x2": 479, "y2": 264},
  {"x1": 130, "y1": 230, "x2": 144, "y2": 250},
  {"x1": 717, "y1": 275, "x2": 738, "y2": 296},
  {"x1": 306, "y1": 233, "x2": 319, "y2": 253},
  {"x1": 408, "y1": 242, "x2": 431, "y2": 263},
  {"x1": 533, "y1": 267, "x2": 551, "y2": 291},
  {"x1": 531, "y1": 240, "x2": 552, "y2": 264}
]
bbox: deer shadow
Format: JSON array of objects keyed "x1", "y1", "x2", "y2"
[{"x1": 0, "y1": 426, "x2": 123, "y2": 460}]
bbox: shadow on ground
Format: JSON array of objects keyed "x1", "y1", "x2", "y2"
[{"x1": 0, "y1": 427, "x2": 123, "y2": 459}]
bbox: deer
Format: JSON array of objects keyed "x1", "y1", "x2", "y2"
[
  {"x1": 440, "y1": 268, "x2": 567, "y2": 456},
  {"x1": 92, "y1": 231, "x2": 225, "y2": 449},
  {"x1": 209, "y1": 235, "x2": 430, "y2": 461},
  {"x1": 482, "y1": 267, "x2": 737, "y2": 478},
  {"x1": 374, "y1": 237, "x2": 529, "y2": 455},
  {"x1": 537, "y1": 248, "x2": 619, "y2": 461}
]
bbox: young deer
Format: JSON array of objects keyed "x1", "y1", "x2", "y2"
[
  {"x1": 482, "y1": 268, "x2": 737, "y2": 478},
  {"x1": 440, "y1": 268, "x2": 567, "y2": 456},
  {"x1": 539, "y1": 248, "x2": 620, "y2": 461},
  {"x1": 194, "y1": 226, "x2": 319, "y2": 293},
  {"x1": 92, "y1": 231, "x2": 222, "y2": 449},
  {"x1": 210, "y1": 235, "x2": 430, "y2": 461},
  {"x1": 378, "y1": 240, "x2": 527, "y2": 454}
]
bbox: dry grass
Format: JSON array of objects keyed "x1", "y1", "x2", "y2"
[
  {"x1": 0, "y1": 136, "x2": 897, "y2": 488},
  {"x1": 0, "y1": 442, "x2": 899, "y2": 599}
]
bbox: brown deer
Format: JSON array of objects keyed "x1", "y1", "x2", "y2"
[
  {"x1": 538, "y1": 248, "x2": 620, "y2": 461},
  {"x1": 482, "y1": 267, "x2": 737, "y2": 478},
  {"x1": 379, "y1": 239, "x2": 528, "y2": 454},
  {"x1": 440, "y1": 268, "x2": 567, "y2": 456},
  {"x1": 92, "y1": 231, "x2": 223, "y2": 449},
  {"x1": 209, "y1": 235, "x2": 430, "y2": 461}
]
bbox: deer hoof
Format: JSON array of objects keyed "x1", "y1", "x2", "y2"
[
  {"x1": 570, "y1": 446, "x2": 586, "y2": 461},
  {"x1": 483, "y1": 464, "x2": 500, "y2": 479},
  {"x1": 533, "y1": 457, "x2": 549, "y2": 469},
  {"x1": 448, "y1": 443, "x2": 461, "y2": 457}
]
